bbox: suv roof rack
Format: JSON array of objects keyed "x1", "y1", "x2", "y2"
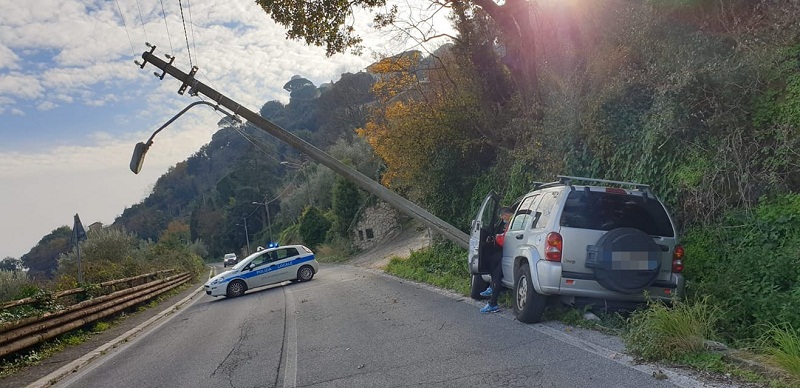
[
  {"x1": 556, "y1": 175, "x2": 650, "y2": 192},
  {"x1": 532, "y1": 180, "x2": 564, "y2": 191}
]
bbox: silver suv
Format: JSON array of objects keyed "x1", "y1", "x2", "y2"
[{"x1": 468, "y1": 176, "x2": 685, "y2": 323}]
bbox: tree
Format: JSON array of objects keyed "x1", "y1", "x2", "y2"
[
  {"x1": 331, "y1": 177, "x2": 362, "y2": 236},
  {"x1": 21, "y1": 226, "x2": 72, "y2": 279},
  {"x1": 356, "y1": 46, "x2": 497, "y2": 223},
  {"x1": 0, "y1": 257, "x2": 21, "y2": 272},
  {"x1": 255, "y1": 0, "x2": 551, "y2": 104},
  {"x1": 298, "y1": 206, "x2": 331, "y2": 248}
]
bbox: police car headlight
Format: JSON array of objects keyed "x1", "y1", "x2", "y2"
[{"x1": 211, "y1": 278, "x2": 223, "y2": 285}]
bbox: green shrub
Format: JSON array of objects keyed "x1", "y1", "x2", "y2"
[
  {"x1": 385, "y1": 242, "x2": 469, "y2": 294},
  {"x1": 623, "y1": 297, "x2": 720, "y2": 361},
  {"x1": 314, "y1": 235, "x2": 355, "y2": 263},
  {"x1": 298, "y1": 206, "x2": 331, "y2": 248},
  {"x1": 683, "y1": 194, "x2": 800, "y2": 342},
  {"x1": 57, "y1": 228, "x2": 140, "y2": 283},
  {"x1": 331, "y1": 177, "x2": 362, "y2": 237},
  {"x1": 277, "y1": 223, "x2": 302, "y2": 245},
  {"x1": 0, "y1": 271, "x2": 35, "y2": 303}
]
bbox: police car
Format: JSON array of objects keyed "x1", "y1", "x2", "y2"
[{"x1": 205, "y1": 245, "x2": 318, "y2": 298}]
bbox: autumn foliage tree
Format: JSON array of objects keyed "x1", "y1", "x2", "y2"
[{"x1": 357, "y1": 47, "x2": 497, "y2": 224}]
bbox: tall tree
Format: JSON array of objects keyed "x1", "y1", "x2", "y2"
[{"x1": 254, "y1": 0, "x2": 548, "y2": 104}]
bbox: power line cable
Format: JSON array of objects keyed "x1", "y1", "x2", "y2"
[
  {"x1": 194, "y1": 95, "x2": 282, "y2": 164},
  {"x1": 159, "y1": 0, "x2": 175, "y2": 56},
  {"x1": 178, "y1": 0, "x2": 193, "y2": 67},
  {"x1": 186, "y1": 0, "x2": 199, "y2": 67},
  {"x1": 134, "y1": 0, "x2": 148, "y2": 42},
  {"x1": 114, "y1": 0, "x2": 136, "y2": 56}
]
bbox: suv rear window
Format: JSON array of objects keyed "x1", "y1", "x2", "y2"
[{"x1": 559, "y1": 190, "x2": 674, "y2": 237}]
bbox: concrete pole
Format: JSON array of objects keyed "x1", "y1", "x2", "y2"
[{"x1": 139, "y1": 50, "x2": 470, "y2": 249}]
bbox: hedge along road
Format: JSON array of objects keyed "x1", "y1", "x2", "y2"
[{"x1": 52, "y1": 265, "x2": 707, "y2": 388}]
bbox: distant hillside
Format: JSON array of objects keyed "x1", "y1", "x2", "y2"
[{"x1": 112, "y1": 71, "x2": 380, "y2": 258}]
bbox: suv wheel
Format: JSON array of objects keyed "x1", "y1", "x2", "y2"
[
  {"x1": 470, "y1": 274, "x2": 490, "y2": 300},
  {"x1": 513, "y1": 264, "x2": 547, "y2": 323}
]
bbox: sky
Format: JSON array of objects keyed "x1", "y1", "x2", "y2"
[{"x1": 0, "y1": 0, "x2": 453, "y2": 260}]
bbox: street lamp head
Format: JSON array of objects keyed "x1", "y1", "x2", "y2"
[
  {"x1": 129, "y1": 101, "x2": 239, "y2": 175},
  {"x1": 130, "y1": 142, "x2": 150, "y2": 174}
]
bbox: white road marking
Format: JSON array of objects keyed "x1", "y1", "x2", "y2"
[{"x1": 282, "y1": 288, "x2": 298, "y2": 388}]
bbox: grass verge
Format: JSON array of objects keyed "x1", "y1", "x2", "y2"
[
  {"x1": 385, "y1": 242, "x2": 470, "y2": 295},
  {"x1": 623, "y1": 297, "x2": 720, "y2": 361},
  {"x1": 758, "y1": 323, "x2": 800, "y2": 383}
]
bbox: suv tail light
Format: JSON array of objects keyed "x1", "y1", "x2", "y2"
[
  {"x1": 672, "y1": 245, "x2": 684, "y2": 273},
  {"x1": 545, "y1": 232, "x2": 563, "y2": 262}
]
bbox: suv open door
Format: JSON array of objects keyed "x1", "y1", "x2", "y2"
[{"x1": 469, "y1": 191, "x2": 500, "y2": 276}]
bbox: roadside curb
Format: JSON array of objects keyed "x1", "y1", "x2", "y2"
[
  {"x1": 26, "y1": 280, "x2": 206, "y2": 388},
  {"x1": 721, "y1": 349, "x2": 791, "y2": 382}
]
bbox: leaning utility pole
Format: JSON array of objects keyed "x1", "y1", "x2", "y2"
[{"x1": 135, "y1": 46, "x2": 470, "y2": 249}]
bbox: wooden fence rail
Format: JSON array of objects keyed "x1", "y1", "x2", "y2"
[{"x1": 0, "y1": 269, "x2": 176, "y2": 311}]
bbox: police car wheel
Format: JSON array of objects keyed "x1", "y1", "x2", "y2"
[
  {"x1": 226, "y1": 280, "x2": 246, "y2": 297},
  {"x1": 297, "y1": 266, "x2": 314, "y2": 282}
]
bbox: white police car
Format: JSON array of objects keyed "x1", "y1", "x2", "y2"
[{"x1": 205, "y1": 245, "x2": 318, "y2": 298}]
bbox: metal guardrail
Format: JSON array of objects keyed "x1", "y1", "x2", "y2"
[{"x1": 0, "y1": 271, "x2": 190, "y2": 358}]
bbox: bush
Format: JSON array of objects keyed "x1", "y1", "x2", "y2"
[
  {"x1": 277, "y1": 223, "x2": 302, "y2": 245},
  {"x1": 623, "y1": 297, "x2": 721, "y2": 361},
  {"x1": 385, "y1": 242, "x2": 469, "y2": 294},
  {"x1": 0, "y1": 271, "x2": 35, "y2": 303},
  {"x1": 298, "y1": 206, "x2": 331, "y2": 248},
  {"x1": 313, "y1": 236, "x2": 355, "y2": 263},
  {"x1": 682, "y1": 194, "x2": 800, "y2": 342},
  {"x1": 57, "y1": 228, "x2": 141, "y2": 284},
  {"x1": 331, "y1": 177, "x2": 362, "y2": 236}
]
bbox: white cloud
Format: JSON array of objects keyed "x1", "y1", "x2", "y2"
[
  {"x1": 0, "y1": 72, "x2": 44, "y2": 100},
  {"x1": 37, "y1": 101, "x2": 57, "y2": 110},
  {"x1": 0, "y1": 45, "x2": 19, "y2": 70}
]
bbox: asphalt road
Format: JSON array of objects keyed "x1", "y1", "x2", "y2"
[{"x1": 54, "y1": 264, "x2": 699, "y2": 388}]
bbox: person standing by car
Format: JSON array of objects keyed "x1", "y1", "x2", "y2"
[{"x1": 481, "y1": 206, "x2": 513, "y2": 314}]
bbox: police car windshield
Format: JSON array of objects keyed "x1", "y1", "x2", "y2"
[{"x1": 231, "y1": 250, "x2": 269, "y2": 271}]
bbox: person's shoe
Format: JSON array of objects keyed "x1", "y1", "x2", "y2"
[
  {"x1": 479, "y1": 287, "x2": 493, "y2": 297},
  {"x1": 480, "y1": 304, "x2": 499, "y2": 314}
]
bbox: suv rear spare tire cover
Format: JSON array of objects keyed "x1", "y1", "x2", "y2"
[{"x1": 586, "y1": 227, "x2": 661, "y2": 294}]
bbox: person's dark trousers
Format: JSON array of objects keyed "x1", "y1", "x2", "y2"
[{"x1": 488, "y1": 249, "x2": 503, "y2": 306}]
